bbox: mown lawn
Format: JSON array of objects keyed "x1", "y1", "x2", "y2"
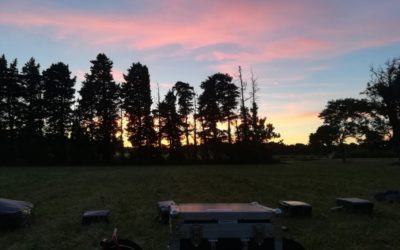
[{"x1": 0, "y1": 158, "x2": 399, "y2": 250}]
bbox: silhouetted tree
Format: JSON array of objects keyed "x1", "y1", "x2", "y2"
[
  {"x1": 173, "y1": 81, "x2": 195, "y2": 146},
  {"x1": 70, "y1": 105, "x2": 84, "y2": 142},
  {"x1": 250, "y1": 72, "x2": 258, "y2": 136},
  {"x1": 238, "y1": 66, "x2": 249, "y2": 143},
  {"x1": 4, "y1": 59, "x2": 26, "y2": 140},
  {"x1": 115, "y1": 83, "x2": 125, "y2": 149},
  {"x1": 247, "y1": 72, "x2": 279, "y2": 144},
  {"x1": 155, "y1": 81, "x2": 162, "y2": 147},
  {"x1": 78, "y1": 75, "x2": 96, "y2": 141},
  {"x1": 218, "y1": 77, "x2": 239, "y2": 144},
  {"x1": 69, "y1": 105, "x2": 89, "y2": 162},
  {"x1": 78, "y1": 54, "x2": 119, "y2": 160},
  {"x1": 253, "y1": 118, "x2": 280, "y2": 143},
  {"x1": 20, "y1": 58, "x2": 44, "y2": 140},
  {"x1": 235, "y1": 111, "x2": 252, "y2": 143},
  {"x1": 234, "y1": 68, "x2": 279, "y2": 145},
  {"x1": 249, "y1": 71, "x2": 260, "y2": 142},
  {"x1": 159, "y1": 90, "x2": 182, "y2": 149},
  {"x1": 0, "y1": 55, "x2": 6, "y2": 141},
  {"x1": 0, "y1": 56, "x2": 26, "y2": 163},
  {"x1": 198, "y1": 73, "x2": 235, "y2": 143},
  {"x1": 309, "y1": 125, "x2": 339, "y2": 153},
  {"x1": 319, "y1": 98, "x2": 371, "y2": 162},
  {"x1": 193, "y1": 92, "x2": 198, "y2": 146},
  {"x1": 122, "y1": 62, "x2": 156, "y2": 148},
  {"x1": 43, "y1": 62, "x2": 76, "y2": 139},
  {"x1": 198, "y1": 75, "x2": 218, "y2": 143},
  {"x1": 0, "y1": 53, "x2": 285, "y2": 164},
  {"x1": 363, "y1": 57, "x2": 400, "y2": 152},
  {"x1": 359, "y1": 123, "x2": 389, "y2": 149},
  {"x1": 354, "y1": 103, "x2": 390, "y2": 148}
]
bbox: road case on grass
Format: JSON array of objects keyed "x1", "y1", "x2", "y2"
[
  {"x1": 335, "y1": 198, "x2": 374, "y2": 214},
  {"x1": 279, "y1": 201, "x2": 312, "y2": 217},
  {"x1": 168, "y1": 202, "x2": 285, "y2": 250},
  {"x1": 82, "y1": 209, "x2": 110, "y2": 225},
  {"x1": 0, "y1": 198, "x2": 34, "y2": 228},
  {"x1": 374, "y1": 190, "x2": 400, "y2": 203}
]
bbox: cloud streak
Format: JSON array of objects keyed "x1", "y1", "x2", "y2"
[{"x1": 1, "y1": 0, "x2": 399, "y2": 68}]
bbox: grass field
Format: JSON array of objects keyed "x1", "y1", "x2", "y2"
[{"x1": 0, "y1": 158, "x2": 399, "y2": 250}]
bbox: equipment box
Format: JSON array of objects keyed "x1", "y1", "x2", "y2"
[
  {"x1": 279, "y1": 201, "x2": 312, "y2": 217},
  {"x1": 335, "y1": 198, "x2": 374, "y2": 214},
  {"x1": 168, "y1": 202, "x2": 284, "y2": 250},
  {"x1": 375, "y1": 190, "x2": 400, "y2": 203}
]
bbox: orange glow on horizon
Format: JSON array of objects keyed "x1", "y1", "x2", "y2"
[{"x1": 117, "y1": 113, "x2": 321, "y2": 147}]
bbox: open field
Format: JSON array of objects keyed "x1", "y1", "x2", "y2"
[{"x1": 0, "y1": 158, "x2": 400, "y2": 250}]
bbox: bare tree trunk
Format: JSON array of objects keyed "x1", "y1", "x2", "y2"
[
  {"x1": 238, "y1": 66, "x2": 248, "y2": 143},
  {"x1": 250, "y1": 70, "x2": 258, "y2": 143}
]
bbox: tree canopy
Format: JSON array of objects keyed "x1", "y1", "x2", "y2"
[
  {"x1": 78, "y1": 54, "x2": 119, "y2": 160},
  {"x1": 0, "y1": 53, "x2": 280, "y2": 165},
  {"x1": 198, "y1": 73, "x2": 238, "y2": 143},
  {"x1": 363, "y1": 57, "x2": 400, "y2": 149},
  {"x1": 43, "y1": 62, "x2": 76, "y2": 139},
  {"x1": 122, "y1": 62, "x2": 156, "y2": 148}
]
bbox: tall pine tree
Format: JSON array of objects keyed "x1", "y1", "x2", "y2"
[
  {"x1": 198, "y1": 73, "x2": 237, "y2": 143},
  {"x1": 122, "y1": 62, "x2": 156, "y2": 148},
  {"x1": 0, "y1": 55, "x2": 6, "y2": 141},
  {"x1": 78, "y1": 54, "x2": 119, "y2": 160},
  {"x1": 0, "y1": 56, "x2": 25, "y2": 141},
  {"x1": 159, "y1": 90, "x2": 182, "y2": 149},
  {"x1": 21, "y1": 58, "x2": 44, "y2": 140},
  {"x1": 43, "y1": 62, "x2": 76, "y2": 139},
  {"x1": 0, "y1": 56, "x2": 26, "y2": 163},
  {"x1": 173, "y1": 81, "x2": 195, "y2": 145},
  {"x1": 218, "y1": 78, "x2": 239, "y2": 144}
]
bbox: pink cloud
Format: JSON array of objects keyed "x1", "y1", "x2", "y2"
[
  {"x1": 276, "y1": 112, "x2": 320, "y2": 123},
  {"x1": 211, "y1": 37, "x2": 331, "y2": 74},
  {"x1": 112, "y1": 68, "x2": 124, "y2": 83},
  {"x1": 73, "y1": 69, "x2": 86, "y2": 82},
  {"x1": 3, "y1": 1, "x2": 268, "y2": 51},
  {"x1": 0, "y1": 1, "x2": 399, "y2": 72},
  {"x1": 73, "y1": 68, "x2": 124, "y2": 83}
]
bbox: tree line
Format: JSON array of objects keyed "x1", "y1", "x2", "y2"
[
  {"x1": 310, "y1": 57, "x2": 400, "y2": 161},
  {"x1": 0, "y1": 53, "x2": 279, "y2": 165}
]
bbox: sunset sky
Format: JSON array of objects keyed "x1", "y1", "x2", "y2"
[{"x1": 1, "y1": 0, "x2": 400, "y2": 144}]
